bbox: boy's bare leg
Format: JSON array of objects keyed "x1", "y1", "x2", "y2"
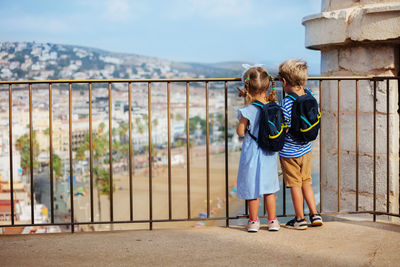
[
  {"x1": 248, "y1": 198, "x2": 259, "y2": 221},
  {"x1": 290, "y1": 187, "x2": 305, "y2": 219},
  {"x1": 264, "y1": 194, "x2": 276, "y2": 220},
  {"x1": 302, "y1": 184, "x2": 318, "y2": 215}
]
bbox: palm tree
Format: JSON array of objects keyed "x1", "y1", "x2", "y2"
[
  {"x1": 75, "y1": 128, "x2": 113, "y2": 222},
  {"x1": 93, "y1": 166, "x2": 110, "y2": 221}
]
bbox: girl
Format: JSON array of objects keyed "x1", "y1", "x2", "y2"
[{"x1": 236, "y1": 66, "x2": 280, "y2": 232}]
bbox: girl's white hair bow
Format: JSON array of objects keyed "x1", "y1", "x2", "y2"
[{"x1": 241, "y1": 64, "x2": 265, "y2": 83}]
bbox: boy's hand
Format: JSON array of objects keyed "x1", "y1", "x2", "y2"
[{"x1": 236, "y1": 87, "x2": 246, "y2": 97}]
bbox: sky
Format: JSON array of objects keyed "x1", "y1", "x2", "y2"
[{"x1": 0, "y1": 0, "x2": 322, "y2": 73}]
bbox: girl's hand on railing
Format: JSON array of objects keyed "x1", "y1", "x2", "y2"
[{"x1": 236, "y1": 87, "x2": 246, "y2": 98}]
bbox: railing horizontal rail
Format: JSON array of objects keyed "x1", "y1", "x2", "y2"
[
  {"x1": 0, "y1": 211, "x2": 382, "y2": 229},
  {"x1": 1, "y1": 76, "x2": 399, "y2": 85},
  {"x1": 0, "y1": 78, "x2": 242, "y2": 84}
]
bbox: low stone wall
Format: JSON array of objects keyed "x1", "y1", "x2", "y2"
[{"x1": 320, "y1": 76, "x2": 399, "y2": 214}]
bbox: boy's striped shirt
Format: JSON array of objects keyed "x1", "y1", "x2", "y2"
[{"x1": 279, "y1": 89, "x2": 312, "y2": 158}]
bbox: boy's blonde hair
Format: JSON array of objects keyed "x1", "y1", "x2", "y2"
[
  {"x1": 278, "y1": 59, "x2": 308, "y2": 87},
  {"x1": 242, "y1": 67, "x2": 276, "y2": 104}
]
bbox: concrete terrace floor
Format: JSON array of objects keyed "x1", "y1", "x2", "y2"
[{"x1": 1, "y1": 220, "x2": 400, "y2": 267}]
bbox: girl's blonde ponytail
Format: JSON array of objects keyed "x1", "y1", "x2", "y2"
[{"x1": 266, "y1": 76, "x2": 277, "y2": 102}]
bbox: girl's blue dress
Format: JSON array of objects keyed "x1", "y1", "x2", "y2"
[{"x1": 237, "y1": 104, "x2": 280, "y2": 199}]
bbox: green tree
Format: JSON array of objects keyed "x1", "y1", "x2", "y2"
[
  {"x1": 174, "y1": 139, "x2": 185, "y2": 148},
  {"x1": 16, "y1": 131, "x2": 39, "y2": 176},
  {"x1": 152, "y1": 119, "x2": 158, "y2": 128},
  {"x1": 142, "y1": 114, "x2": 148, "y2": 123},
  {"x1": 41, "y1": 128, "x2": 63, "y2": 180},
  {"x1": 175, "y1": 113, "x2": 184, "y2": 121},
  {"x1": 216, "y1": 113, "x2": 225, "y2": 139},
  {"x1": 52, "y1": 154, "x2": 62, "y2": 180},
  {"x1": 42, "y1": 128, "x2": 50, "y2": 135},
  {"x1": 185, "y1": 116, "x2": 212, "y2": 136},
  {"x1": 118, "y1": 122, "x2": 129, "y2": 143}
]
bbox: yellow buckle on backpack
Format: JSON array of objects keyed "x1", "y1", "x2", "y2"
[
  {"x1": 269, "y1": 123, "x2": 287, "y2": 139},
  {"x1": 300, "y1": 113, "x2": 321, "y2": 133}
]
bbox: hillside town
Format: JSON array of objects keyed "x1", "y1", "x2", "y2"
[
  {"x1": 0, "y1": 42, "x2": 193, "y2": 81},
  {"x1": 0, "y1": 42, "x2": 242, "y2": 81},
  {"x1": 0, "y1": 42, "x2": 245, "y2": 233}
]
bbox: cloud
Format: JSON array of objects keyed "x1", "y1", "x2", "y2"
[
  {"x1": 188, "y1": 0, "x2": 251, "y2": 18},
  {"x1": 160, "y1": 0, "x2": 317, "y2": 27},
  {"x1": 103, "y1": 0, "x2": 133, "y2": 22},
  {"x1": 162, "y1": 0, "x2": 252, "y2": 22},
  {"x1": 76, "y1": 0, "x2": 147, "y2": 23},
  {"x1": 0, "y1": 15, "x2": 71, "y2": 34}
]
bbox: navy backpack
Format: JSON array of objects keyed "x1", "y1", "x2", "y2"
[
  {"x1": 287, "y1": 90, "x2": 321, "y2": 143},
  {"x1": 247, "y1": 100, "x2": 287, "y2": 152}
]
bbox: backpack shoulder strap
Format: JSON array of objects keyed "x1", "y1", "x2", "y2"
[
  {"x1": 251, "y1": 100, "x2": 265, "y2": 109},
  {"x1": 246, "y1": 100, "x2": 265, "y2": 142},
  {"x1": 246, "y1": 128, "x2": 258, "y2": 142},
  {"x1": 287, "y1": 93, "x2": 298, "y2": 101},
  {"x1": 304, "y1": 88, "x2": 314, "y2": 97}
]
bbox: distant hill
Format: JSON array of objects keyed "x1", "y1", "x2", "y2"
[{"x1": 0, "y1": 42, "x2": 252, "y2": 81}]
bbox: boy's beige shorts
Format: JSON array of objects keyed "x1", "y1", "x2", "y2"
[{"x1": 280, "y1": 152, "x2": 312, "y2": 188}]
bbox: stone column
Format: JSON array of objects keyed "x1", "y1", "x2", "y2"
[{"x1": 302, "y1": 0, "x2": 399, "y2": 215}]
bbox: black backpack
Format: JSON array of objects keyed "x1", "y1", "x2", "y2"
[
  {"x1": 247, "y1": 100, "x2": 287, "y2": 152},
  {"x1": 287, "y1": 90, "x2": 321, "y2": 143}
]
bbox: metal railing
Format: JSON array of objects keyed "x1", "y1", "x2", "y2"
[{"x1": 0, "y1": 76, "x2": 399, "y2": 233}]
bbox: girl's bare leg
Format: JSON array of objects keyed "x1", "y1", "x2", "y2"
[
  {"x1": 264, "y1": 194, "x2": 276, "y2": 220},
  {"x1": 248, "y1": 198, "x2": 259, "y2": 221}
]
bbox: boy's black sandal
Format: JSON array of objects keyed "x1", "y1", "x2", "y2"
[
  {"x1": 309, "y1": 213, "x2": 323, "y2": 226},
  {"x1": 285, "y1": 217, "x2": 308, "y2": 230}
]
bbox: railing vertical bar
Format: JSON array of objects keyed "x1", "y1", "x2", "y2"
[
  {"x1": 224, "y1": 81, "x2": 229, "y2": 227},
  {"x1": 186, "y1": 82, "x2": 191, "y2": 219},
  {"x1": 282, "y1": 89, "x2": 286, "y2": 216},
  {"x1": 283, "y1": 182, "x2": 286, "y2": 216},
  {"x1": 263, "y1": 198, "x2": 266, "y2": 217},
  {"x1": 108, "y1": 82, "x2": 114, "y2": 222},
  {"x1": 205, "y1": 82, "x2": 210, "y2": 218},
  {"x1": 88, "y1": 83, "x2": 94, "y2": 222},
  {"x1": 128, "y1": 82, "x2": 133, "y2": 221},
  {"x1": 167, "y1": 82, "x2": 172, "y2": 220},
  {"x1": 148, "y1": 82, "x2": 153, "y2": 230},
  {"x1": 386, "y1": 79, "x2": 390, "y2": 214},
  {"x1": 8, "y1": 84, "x2": 14, "y2": 225},
  {"x1": 68, "y1": 83, "x2": 74, "y2": 233},
  {"x1": 29, "y1": 83, "x2": 34, "y2": 224},
  {"x1": 49, "y1": 83, "x2": 55, "y2": 224},
  {"x1": 373, "y1": 80, "x2": 377, "y2": 222},
  {"x1": 319, "y1": 80, "x2": 323, "y2": 213},
  {"x1": 356, "y1": 80, "x2": 359, "y2": 211},
  {"x1": 337, "y1": 80, "x2": 341, "y2": 212}
]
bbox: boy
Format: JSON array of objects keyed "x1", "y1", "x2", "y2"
[{"x1": 278, "y1": 59, "x2": 323, "y2": 230}]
